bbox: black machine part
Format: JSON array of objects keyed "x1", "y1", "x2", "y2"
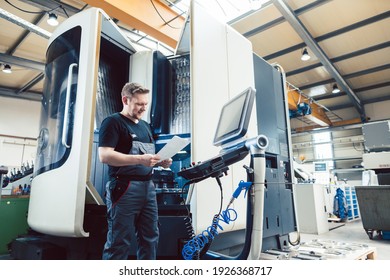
[{"x1": 177, "y1": 142, "x2": 248, "y2": 182}]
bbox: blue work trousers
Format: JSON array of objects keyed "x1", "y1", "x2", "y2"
[{"x1": 102, "y1": 180, "x2": 159, "y2": 260}]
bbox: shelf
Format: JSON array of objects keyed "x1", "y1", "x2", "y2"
[{"x1": 344, "y1": 186, "x2": 360, "y2": 221}]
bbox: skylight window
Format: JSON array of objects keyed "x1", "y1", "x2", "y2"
[{"x1": 313, "y1": 132, "x2": 334, "y2": 169}]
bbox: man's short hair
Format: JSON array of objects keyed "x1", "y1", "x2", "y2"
[{"x1": 121, "y1": 82, "x2": 150, "y2": 97}]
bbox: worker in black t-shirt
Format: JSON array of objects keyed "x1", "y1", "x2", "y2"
[{"x1": 98, "y1": 82, "x2": 172, "y2": 260}]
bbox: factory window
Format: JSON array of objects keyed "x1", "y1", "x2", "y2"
[
  {"x1": 34, "y1": 26, "x2": 81, "y2": 176},
  {"x1": 312, "y1": 132, "x2": 334, "y2": 169}
]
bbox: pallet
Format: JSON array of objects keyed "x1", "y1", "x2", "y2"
[
  {"x1": 349, "y1": 247, "x2": 376, "y2": 260},
  {"x1": 261, "y1": 239, "x2": 377, "y2": 260},
  {"x1": 298, "y1": 239, "x2": 377, "y2": 260}
]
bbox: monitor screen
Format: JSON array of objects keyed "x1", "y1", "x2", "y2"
[{"x1": 213, "y1": 87, "x2": 256, "y2": 147}]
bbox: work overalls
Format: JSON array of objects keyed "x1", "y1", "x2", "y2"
[{"x1": 102, "y1": 140, "x2": 159, "y2": 260}]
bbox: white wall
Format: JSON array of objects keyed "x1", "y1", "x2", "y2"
[
  {"x1": 0, "y1": 96, "x2": 41, "y2": 138},
  {"x1": 365, "y1": 100, "x2": 390, "y2": 121},
  {"x1": 0, "y1": 96, "x2": 40, "y2": 169}
]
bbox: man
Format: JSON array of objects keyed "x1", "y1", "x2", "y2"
[{"x1": 99, "y1": 82, "x2": 172, "y2": 260}]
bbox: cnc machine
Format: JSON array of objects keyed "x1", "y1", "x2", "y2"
[{"x1": 11, "y1": 2, "x2": 297, "y2": 260}]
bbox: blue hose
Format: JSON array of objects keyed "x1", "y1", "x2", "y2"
[{"x1": 182, "y1": 208, "x2": 238, "y2": 260}]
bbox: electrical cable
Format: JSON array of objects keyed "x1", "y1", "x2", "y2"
[
  {"x1": 60, "y1": 6, "x2": 69, "y2": 18},
  {"x1": 149, "y1": 0, "x2": 182, "y2": 29},
  {"x1": 4, "y1": 0, "x2": 59, "y2": 14},
  {"x1": 179, "y1": 179, "x2": 199, "y2": 258}
]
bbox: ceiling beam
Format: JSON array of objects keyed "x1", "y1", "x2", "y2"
[
  {"x1": 287, "y1": 41, "x2": 390, "y2": 77},
  {"x1": 0, "y1": 53, "x2": 45, "y2": 71},
  {"x1": 264, "y1": 10, "x2": 390, "y2": 60},
  {"x1": 313, "y1": 81, "x2": 390, "y2": 101},
  {"x1": 299, "y1": 63, "x2": 390, "y2": 91},
  {"x1": 82, "y1": 0, "x2": 185, "y2": 48},
  {"x1": 0, "y1": 7, "x2": 51, "y2": 39},
  {"x1": 19, "y1": 0, "x2": 82, "y2": 18},
  {"x1": 17, "y1": 73, "x2": 45, "y2": 94},
  {"x1": 243, "y1": 0, "x2": 331, "y2": 38},
  {"x1": 273, "y1": 0, "x2": 365, "y2": 121},
  {"x1": 328, "y1": 94, "x2": 390, "y2": 111},
  {"x1": 7, "y1": 14, "x2": 46, "y2": 55},
  {"x1": 0, "y1": 87, "x2": 42, "y2": 102}
]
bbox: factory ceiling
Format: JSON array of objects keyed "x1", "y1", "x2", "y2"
[{"x1": 0, "y1": 0, "x2": 389, "y2": 134}]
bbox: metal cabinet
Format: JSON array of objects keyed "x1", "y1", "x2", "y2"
[
  {"x1": 293, "y1": 184, "x2": 329, "y2": 234},
  {"x1": 0, "y1": 196, "x2": 29, "y2": 254}
]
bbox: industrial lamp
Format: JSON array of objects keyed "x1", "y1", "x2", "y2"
[
  {"x1": 47, "y1": 12, "x2": 59, "y2": 26},
  {"x1": 2, "y1": 64, "x2": 12, "y2": 74},
  {"x1": 332, "y1": 84, "x2": 340, "y2": 94},
  {"x1": 301, "y1": 48, "x2": 310, "y2": 61}
]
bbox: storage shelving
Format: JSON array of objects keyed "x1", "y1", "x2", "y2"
[{"x1": 344, "y1": 185, "x2": 360, "y2": 221}]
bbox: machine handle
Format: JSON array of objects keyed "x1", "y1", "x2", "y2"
[{"x1": 62, "y1": 63, "x2": 78, "y2": 148}]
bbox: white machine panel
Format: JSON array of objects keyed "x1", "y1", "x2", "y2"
[
  {"x1": 363, "y1": 151, "x2": 390, "y2": 170},
  {"x1": 190, "y1": 1, "x2": 255, "y2": 233}
]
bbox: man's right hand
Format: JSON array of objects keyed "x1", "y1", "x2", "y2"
[{"x1": 140, "y1": 154, "x2": 161, "y2": 167}]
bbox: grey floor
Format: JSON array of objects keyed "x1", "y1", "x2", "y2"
[
  {"x1": 1, "y1": 219, "x2": 389, "y2": 260},
  {"x1": 298, "y1": 219, "x2": 390, "y2": 260}
]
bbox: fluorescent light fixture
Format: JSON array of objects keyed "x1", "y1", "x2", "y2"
[
  {"x1": 332, "y1": 84, "x2": 340, "y2": 93},
  {"x1": 47, "y1": 13, "x2": 58, "y2": 26},
  {"x1": 301, "y1": 48, "x2": 310, "y2": 61},
  {"x1": 2, "y1": 64, "x2": 12, "y2": 74}
]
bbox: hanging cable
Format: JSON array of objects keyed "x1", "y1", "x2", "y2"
[
  {"x1": 4, "y1": 0, "x2": 65, "y2": 15},
  {"x1": 5, "y1": 0, "x2": 45, "y2": 14},
  {"x1": 149, "y1": 0, "x2": 182, "y2": 29},
  {"x1": 4, "y1": 0, "x2": 69, "y2": 27}
]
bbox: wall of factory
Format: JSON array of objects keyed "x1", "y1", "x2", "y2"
[
  {"x1": 365, "y1": 100, "x2": 390, "y2": 121},
  {"x1": 0, "y1": 97, "x2": 40, "y2": 138},
  {"x1": 0, "y1": 96, "x2": 39, "y2": 169}
]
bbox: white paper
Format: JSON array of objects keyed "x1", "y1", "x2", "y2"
[{"x1": 157, "y1": 136, "x2": 190, "y2": 162}]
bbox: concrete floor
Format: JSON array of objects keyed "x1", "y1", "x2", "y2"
[
  {"x1": 1, "y1": 219, "x2": 389, "y2": 260},
  {"x1": 299, "y1": 219, "x2": 390, "y2": 260}
]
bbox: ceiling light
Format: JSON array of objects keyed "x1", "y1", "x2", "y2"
[
  {"x1": 2, "y1": 64, "x2": 12, "y2": 74},
  {"x1": 301, "y1": 48, "x2": 310, "y2": 61},
  {"x1": 332, "y1": 84, "x2": 340, "y2": 94},
  {"x1": 47, "y1": 13, "x2": 58, "y2": 26}
]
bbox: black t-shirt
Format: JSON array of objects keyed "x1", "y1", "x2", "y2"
[{"x1": 99, "y1": 113, "x2": 154, "y2": 178}]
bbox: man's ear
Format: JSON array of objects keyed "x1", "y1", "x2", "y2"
[{"x1": 122, "y1": 95, "x2": 128, "y2": 104}]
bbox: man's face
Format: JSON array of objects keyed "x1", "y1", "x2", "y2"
[{"x1": 125, "y1": 93, "x2": 149, "y2": 120}]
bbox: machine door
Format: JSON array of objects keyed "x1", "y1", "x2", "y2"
[
  {"x1": 28, "y1": 8, "x2": 137, "y2": 238},
  {"x1": 35, "y1": 27, "x2": 81, "y2": 176}
]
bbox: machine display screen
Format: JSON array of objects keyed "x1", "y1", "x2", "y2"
[{"x1": 213, "y1": 87, "x2": 255, "y2": 146}]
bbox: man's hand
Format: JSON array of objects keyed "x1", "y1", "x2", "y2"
[
  {"x1": 159, "y1": 158, "x2": 173, "y2": 169},
  {"x1": 140, "y1": 154, "x2": 161, "y2": 167}
]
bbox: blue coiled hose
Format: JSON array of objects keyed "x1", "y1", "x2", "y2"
[{"x1": 182, "y1": 208, "x2": 238, "y2": 260}]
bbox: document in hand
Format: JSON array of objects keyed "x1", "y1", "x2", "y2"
[{"x1": 157, "y1": 136, "x2": 190, "y2": 162}]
